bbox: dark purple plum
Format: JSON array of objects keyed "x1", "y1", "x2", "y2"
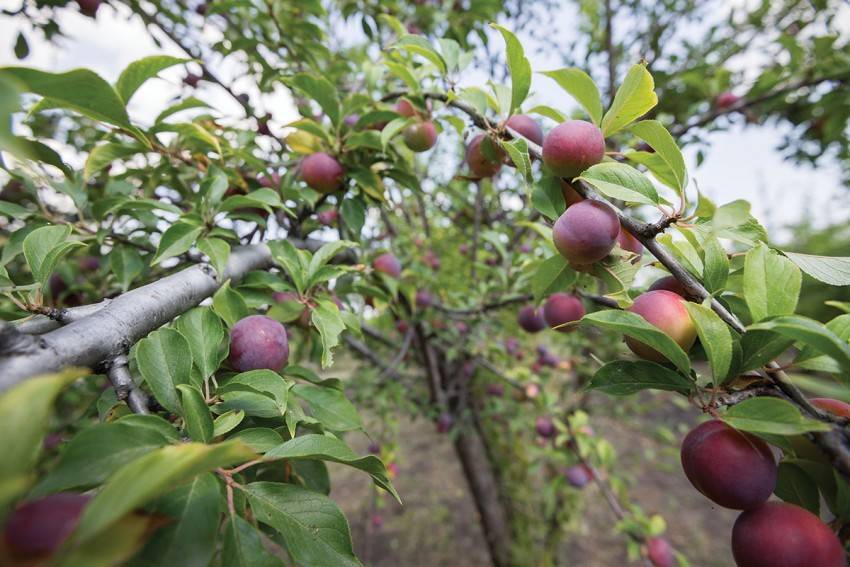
[
  {"x1": 553, "y1": 200, "x2": 620, "y2": 265},
  {"x1": 4, "y1": 493, "x2": 90, "y2": 558},
  {"x1": 535, "y1": 416, "x2": 555, "y2": 439},
  {"x1": 647, "y1": 537, "x2": 674, "y2": 567},
  {"x1": 732, "y1": 502, "x2": 845, "y2": 567},
  {"x1": 301, "y1": 152, "x2": 344, "y2": 194},
  {"x1": 680, "y1": 420, "x2": 776, "y2": 510},
  {"x1": 466, "y1": 133, "x2": 504, "y2": 178},
  {"x1": 505, "y1": 114, "x2": 543, "y2": 146},
  {"x1": 626, "y1": 290, "x2": 697, "y2": 362},
  {"x1": 373, "y1": 253, "x2": 402, "y2": 279},
  {"x1": 517, "y1": 305, "x2": 546, "y2": 333},
  {"x1": 542, "y1": 120, "x2": 605, "y2": 177},
  {"x1": 543, "y1": 293, "x2": 585, "y2": 332},
  {"x1": 228, "y1": 315, "x2": 289, "y2": 372}
]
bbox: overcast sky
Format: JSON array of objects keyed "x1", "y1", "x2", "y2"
[{"x1": 1, "y1": 4, "x2": 848, "y2": 242}]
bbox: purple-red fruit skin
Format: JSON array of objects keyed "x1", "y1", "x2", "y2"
[
  {"x1": 564, "y1": 464, "x2": 593, "y2": 488},
  {"x1": 4, "y1": 493, "x2": 90, "y2": 558},
  {"x1": 542, "y1": 120, "x2": 605, "y2": 177},
  {"x1": 517, "y1": 305, "x2": 546, "y2": 333},
  {"x1": 505, "y1": 114, "x2": 543, "y2": 146},
  {"x1": 543, "y1": 293, "x2": 585, "y2": 332},
  {"x1": 626, "y1": 290, "x2": 697, "y2": 361},
  {"x1": 647, "y1": 537, "x2": 674, "y2": 567},
  {"x1": 680, "y1": 420, "x2": 776, "y2": 510},
  {"x1": 415, "y1": 290, "x2": 432, "y2": 308},
  {"x1": 466, "y1": 134, "x2": 503, "y2": 178},
  {"x1": 617, "y1": 228, "x2": 643, "y2": 261},
  {"x1": 229, "y1": 315, "x2": 289, "y2": 372},
  {"x1": 731, "y1": 502, "x2": 846, "y2": 567},
  {"x1": 436, "y1": 412, "x2": 453, "y2": 433},
  {"x1": 553, "y1": 200, "x2": 620, "y2": 265},
  {"x1": 535, "y1": 417, "x2": 555, "y2": 438},
  {"x1": 373, "y1": 253, "x2": 402, "y2": 279},
  {"x1": 403, "y1": 121, "x2": 437, "y2": 152},
  {"x1": 649, "y1": 275, "x2": 688, "y2": 298},
  {"x1": 301, "y1": 152, "x2": 344, "y2": 194}
]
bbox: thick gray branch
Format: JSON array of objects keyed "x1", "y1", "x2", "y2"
[{"x1": 0, "y1": 244, "x2": 272, "y2": 391}]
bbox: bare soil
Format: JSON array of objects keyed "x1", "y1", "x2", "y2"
[{"x1": 330, "y1": 394, "x2": 737, "y2": 566}]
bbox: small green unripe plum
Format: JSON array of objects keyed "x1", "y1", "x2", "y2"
[
  {"x1": 505, "y1": 114, "x2": 543, "y2": 146},
  {"x1": 560, "y1": 180, "x2": 584, "y2": 208},
  {"x1": 681, "y1": 420, "x2": 776, "y2": 510},
  {"x1": 373, "y1": 253, "x2": 402, "y2": 278},
  {"x1": 626, "y1": 290, "x2": 697, "y2": 361},
  {"x1": 229, "y1": 315, "x2": 289, "y2": 372},
  {"x1": 403, "y1": 121, "x2": 437, "y2": 152},
  {"x1": 543, "y1": 293, "x2": 585, "y2": 332},
  {"x1": 646, "y1": 537, "x2": 674, "y2": 567},
  {"x1": 517, "y1": 305, "x2": 546, "y2": 333},
  {"x1": 301, "y1": 152, "x2": 344, "y2": 194},
  {"x1": 466, "y1": 133, "x2": 504, "y2": 178},
  {"x1": 732, "y1": 502, "x2": 845, "y2": 567},
  {"x1": 552, "y1": 200, "x2": 620, "y2": 265},
  {"x1": 542, "y1": 120, "x2": 605, "y2": 177},
  {"x1": 3, "y1": 493, "x2": 90, "y2": 558},
  {"x1": 811, "y1": 397, "x2": 850, "y2": 418}
]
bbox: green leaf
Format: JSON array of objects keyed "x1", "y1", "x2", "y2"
[
  {"x1": 23, "y1": 224, "x2": 83, "y2": 284},
  {"x1": 578, "y1": 162, "x2": 660, "y2": 205},
  {"x1": 581, "y1": 310, "x2": 691, "y2": 374},
  {"x1": 749, "y1": 315, "x2": 850, "y2": 375},
  {"x1": 586, "y1": 360, "x2": 694, "y2": 396},
  {"x1": 685, "y1": 303, "x2": 733, "y2": 384},
  {"x1": 136, "y1": 327, "x2": 193, "y2": 414},
  {"x1": 499, "y1": 137, "x2": 532, "y2": 183},
  {"x1": 739, "y1": 330, "x2": 794, "y2": 372},
  {"x1": 380, "y1": 116, "x2": 413, "y2": 149},
  {"x1": 177, "y1": 384, "x2": 214, "y2": 443},
  {"x1": 243, "y1": 482, "x2": 359, "y2": 567},
  {"x1": 539, "y1": 68, "x2": 603, "y2": 125},
  {"x1": 0, "y1": 368, "x2": 87, "y2": 504},
  {"x1": 287, "y1": 73, "x2": 341, "y2": 126},
  {"x1": 0, "y1": 67, "x2": 147, "y2": 144},
  {"x1": 175, "y1": 307, "x2": 225, "y2": 380},
  {"x1": 116, "y1": 55, "x2": 188, "y2": 104},
  {"x1": 219, "y1": 370, "x2": 291, "y2": 414},
  {"x1": 14, "y1": 32, "x2": 29, "y2": 60},
  {"x1": 212, "y1": 410, "x2": 244, "y2": 437},
  {"x1": 339, "y1": 197, "x2": 366, "y2": 238},
  {"x1": 58, "y1": 512, "x2": 157, "y2": 567},
  {"x1": 531, "y1": 177, "x2": 566, "y2": 221},
  {"x1": 743, "y1": 243, "x2": 801, "y2": 322},
  {"x1": 624, "y1": 150, "x2": 679, "y2": 189},
  {"x1": 222, "y1": 514, "x2": 284, "y2": 567},
  {"x1": 230, "y1": 429, "x2": 284, "y2": 453},
  {"x1": 73, "y1": 441, "x2": 256, "y2": 543},
  {"x1": 292, "y1": 384, "x2": 362, "y2": 432},
  {"x1": 390, "y1": 35, "x2": 447, "y2": 75},
  {"x1": 775, "y1": 462, "x2": 820, "y2": 515},
  {"x1": 311, "y1": 299, "x2": 346, "y2": 368},
  {"x1": 308, "y1": 241, "x2": 356, "y2": 281},
  {"x1": 797, "y1": 314, "x2": 850, "y2": 370},
  {"x1": 109, "y1": 246, "x2": 145, "y2": 292},
  {"x1": 212, "y1": 282, "x2": 250, "y2": 327},
  {"x1": 783, "y1": 252, "x2": 850, "y2": 286},
  {"x1": 269, "y1": 240, "x2": 308, "y2": 294},
  {"x1": 132, "y1": 473, "x2": 220, "y2": 567},
  {"x1": 701, "y1": 234, "x2": 729, "y2": 293},
  {"x1": 723, "y1": 397, "x2": 831, "y2": 435},
  {"x1": 629, "y1": 120, "x2": 687, "y2": 192},
  {"x1": 266, "y1": 434, "x2": 399, "y2": 502},
  {"x1": 490, "y1": 24, "x2": 531, "y2": 113},
  {"x1": 532, "y1": 255, "x2": 577, "y2": 302},
  {"x1": 31, "y1": 418, "x2": 172, "y2": 497},
  {"x1": 197, "y1": 237, "x2": 230, "y2": 278},
  {"x1": 601, "y1": 63, "x2": 658, "y2": 136},
  {"x1": 152, "y1": 222, "x2": 203, "y2": 265}
]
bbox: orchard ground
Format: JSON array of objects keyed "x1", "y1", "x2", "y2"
[{"x1": 330, "y1": 364, "x2": 736, "y2": 566}]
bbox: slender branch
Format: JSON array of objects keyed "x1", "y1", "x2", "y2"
[
  {"x1": 106, "y1": 355, "x2": 149, "y2": 414},
  {"x1": 342, "y1": 335, "x2": 406, "y2": 381},
  {"x1": 379, "y1": 326, "x2": 415, "y2": 379}
]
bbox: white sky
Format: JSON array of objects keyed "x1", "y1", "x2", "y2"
[{"x1": 1, "y1": 3, "x2": 847, "y2": 241}]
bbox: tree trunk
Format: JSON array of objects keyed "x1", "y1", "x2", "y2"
[{"x1": 453, "y1": 422, "x2": 513, "y2": 567}]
